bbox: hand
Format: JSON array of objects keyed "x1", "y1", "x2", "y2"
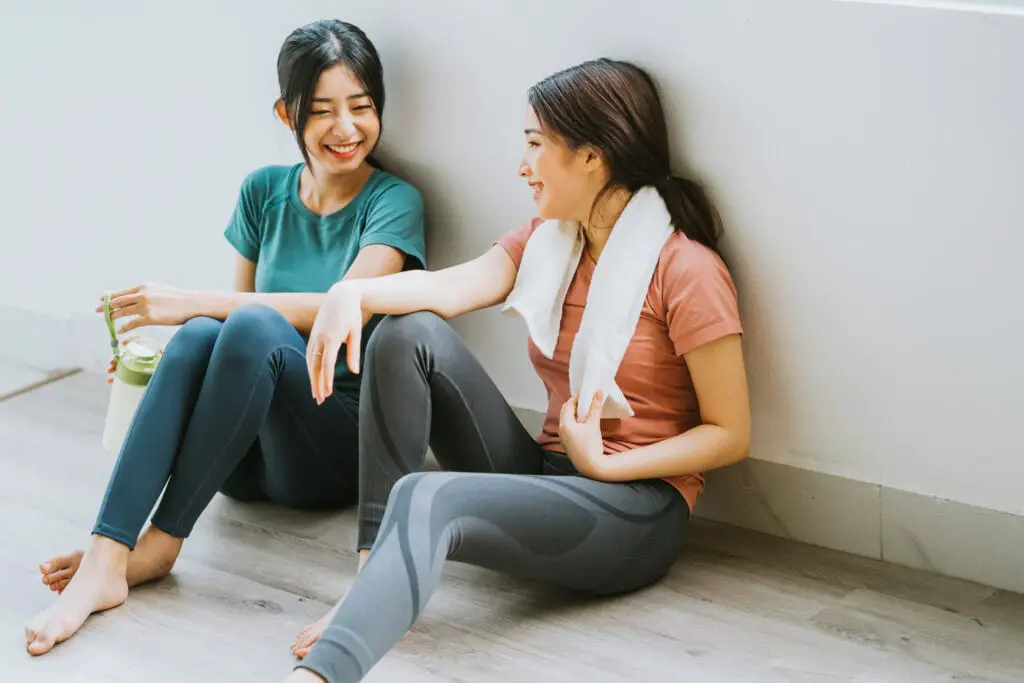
[
  {"x1": 558, "y1": 392, "x2": 608, "y2": 479},
  {"x1": 97, "y1": 283, "x2": 194, "y2": 334},
  {"x1": 105, "y1": 336, "x2": 163, "y2": 383},
  {"x1": 307, "y1": 282, "x2": 364, "y2": 404}
]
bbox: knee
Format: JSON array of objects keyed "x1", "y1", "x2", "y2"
[
  {"x1": 384, "y1": 471, "x2": 436, "y2": 522},
  {"x1": 216, "y1": 304, "x2": 290, "y2": 354},
  {"x1": 367, "y1": 311, "x2": 448, "y2": 363},
  {"x1": 162, "y1": 317, "x2": 222, "y2": 366},
  {"x1": 223, "y1": 303, "x2": 287, "y2": 335}
]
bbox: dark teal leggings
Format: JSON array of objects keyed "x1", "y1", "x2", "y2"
[{"x1": 93, "y1": 304, "x2": 359, "y2": 549}]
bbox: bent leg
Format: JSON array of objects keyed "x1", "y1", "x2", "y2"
[
  {"x1": 93, "y1": 317, "x2": 224, "y2": 547},
  {"x1": 151, "y1": 303, "x2": 357, "y2": 536},
  {"x1": 300, "y1": 471, "x2": 688, "y2": 682},
  {"x1": 358, "y1": 311, "x2": 545, "y2": 549}
]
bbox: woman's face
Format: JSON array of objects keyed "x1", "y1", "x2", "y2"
[
  {"x1": 280, "y1": 64, "x2": 380, "y2": 175},
  {"x1": 519, "y1": 106, "x2": 602, "y2": 222}
]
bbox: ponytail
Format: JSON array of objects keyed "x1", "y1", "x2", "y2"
[{"x1": 653, "y1": 175, "x2": 723, "y2": 254}]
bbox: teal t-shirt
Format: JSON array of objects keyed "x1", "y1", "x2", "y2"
[{"x1": 224, "y1": 163, "x2": 427, "y2": 402}]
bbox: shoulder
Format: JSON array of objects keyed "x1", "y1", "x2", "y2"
[
  {"x1": 495, "y1": 217, "x2": 545, "y2": 269},
  {"x1": 656, "y1": 232, "x2": 736, "y2": 294},
  {"x1": 238, "y1": 164, "x2": 294, "y2": 207},
  {"x1": 652, "y1": 233, "x2": 743, "y2": 354},
  {"x1": 360, "y1": 170, "x2": 424, "y2": 213}
]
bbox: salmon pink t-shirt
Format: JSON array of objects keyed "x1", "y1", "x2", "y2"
[{"x1": 497, "y1": 218, "x2": 743, "y2": 512}]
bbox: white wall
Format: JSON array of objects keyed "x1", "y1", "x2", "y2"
[{"x1": 1, "y1": 0, "x2": 1022, "y2": 515}]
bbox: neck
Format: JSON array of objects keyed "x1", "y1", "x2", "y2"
[
  {"x1": 581, "y1": 186, "x2": 632, "y2": 262},
  {"x1": 300, "y1": 163, "x2": 373, "y2": 214}
]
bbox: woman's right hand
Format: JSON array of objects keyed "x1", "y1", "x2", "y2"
[{"x1": 307, "y1": 282, "x2": 365, "y2": 405}]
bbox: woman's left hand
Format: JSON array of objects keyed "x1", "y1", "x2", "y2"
[
  {"x1": 558, "y1": 392, "x2": 608, "y2": 479},
  {"x1": 97, "y1": 283, "x2": 195, "y2": 334}
]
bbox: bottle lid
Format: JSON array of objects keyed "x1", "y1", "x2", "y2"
[
  {"x1": 115, "y1": 338, "x2": 162, "y2": 386},
  {"x1": 103, "y1": 293, "x2": 162, "y2": 386}
]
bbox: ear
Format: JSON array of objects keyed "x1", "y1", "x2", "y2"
[
  {"x1": 274, "y1": 99, "x2": 293, "y2": 130},
  {"x1": 580, "y1": 145, "x2": 603, "y2": 174}
]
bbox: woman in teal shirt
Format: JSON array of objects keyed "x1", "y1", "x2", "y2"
[{"x1": 26, "y1": 19, "x2": 425, "y2": 656}]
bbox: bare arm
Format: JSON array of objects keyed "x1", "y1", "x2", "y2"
[
  {"x1": 593, "y1": 334, "x2": 751, "y2": 481},
  {"x1": 305, "y1": 245, "x2": 520, "y2": 403},
  {"x1": 194, "y1": 245, "x2": 406, "y2": 331},
  {"x1": 233, "y1": 253, "x2": 257, "y2": 292},
  {"x1": 112, "y1": 246, "x2": 408, "y2": 335},
  {"x1": 343, "y1": 244, "x2": 519, "y2": 320}
]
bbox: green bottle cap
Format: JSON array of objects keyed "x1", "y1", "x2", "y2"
[
  {"x1": 116, "y1": 339, "x2": 162, "y2": 386},
  {"x1": 103, "y1": 293, "x2": 162, "y2": 386}
]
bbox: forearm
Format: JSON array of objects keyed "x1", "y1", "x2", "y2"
[
  {"x1": 344, "y1": 269, "x2": 458, "y2": 319},
  {"x1": 191, "y1": 291, "x2": 325, "y2": 333},
  {"x1": 595, "y1": 424, "x2": 749, "y2": 483}
]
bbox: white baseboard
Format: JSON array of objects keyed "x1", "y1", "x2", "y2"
[
  {"x1": 511, "y1": 406, "x2": 1024, "y2": 594},
  {"x1": 0, "y1": 305, "x2": 180, "y2": 376},
  {"x1": 0, "y1": 306, "x2": 79, "y2": 372}
]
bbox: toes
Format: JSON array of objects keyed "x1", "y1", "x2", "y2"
[
  {"x1": 293, "y1": 628, "x2": 318, "y2": 651},
  {"x1": 43, "y1": 568, "x2": 76, "y2": 586},
  {"x1": 293, "y1": 627, "x2": 312, "y2": 647},
  {"x1": 26, "y1": 625, "x2": 59, "y2": 656},
  {"x1": 40, "y1": 553, "x2": 74, "y2": 574},
  {"x1": 25, "y1": 610, "x2": 50, "y2": 645}
]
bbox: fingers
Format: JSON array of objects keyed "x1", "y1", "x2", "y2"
[
  {"x1": 559, "y1": 393, "x2": 604, "y2": 424},
  {"x1": 319, "y1": 337, "x2": 340, "y2": 404},
  {"x1": 96, "y1": 285, "x2": 143, "y2": 309},
  {"x1": 560, "y1": 395, "x2": 579, "y2": 425},
  {"x1": 346, "y1": 326, "x2": 362, "y2": 375},
  {"x1": 306, "y1": 339, "x2": 323, "y2": 402},
  {"x1": 104, "y1": 285, "x2": 142, "y2": 301},
  {"x1": 117, "y1": 317, "x2": 147, "y2": 334},
  {"x1": 108, "y1": 301, "x2": 141, "y2": 320},
  {"x1": 585, "y1": 391, "x2": 605, "y2": 422}
]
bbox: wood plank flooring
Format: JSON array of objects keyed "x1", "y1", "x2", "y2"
[{"x1": 0, "y1": 372, "x2": 1020, "y2": 682}]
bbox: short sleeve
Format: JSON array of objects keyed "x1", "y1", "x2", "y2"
[
  {"x1": 224, "y1": 171, "x2": 265, "y2": 263},
  {"x1": 360, "y1": 183, "x2": 427, "y2": 270},
  {"x1": 496, "y1": 217, "x2": 544, "y2": 269},
  {"x1": 662, "y1": 243, "x2": 743, "y2": 355}
]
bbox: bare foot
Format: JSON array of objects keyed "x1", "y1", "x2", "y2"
[
  {"x1": 291, "y1": 549, "x2": 370, "y2": 659},
  {"x1": 292, "y1": 602, "x2": 340, "y2": 659},
  {"x1": 38, "y1": 526, "x2": 183, "y2": 595},
  {"x1": 283, "y1": 668, "x2": 327, "y2": 682},
  {"x1": 25, "y1": 536, "x2": 130, "y2": 655}
]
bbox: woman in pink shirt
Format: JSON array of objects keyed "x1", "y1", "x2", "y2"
[{"x1": 288, "y1": 58, "x2": 751, "y2": 683}]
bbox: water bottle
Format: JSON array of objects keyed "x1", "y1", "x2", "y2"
[{"x1": 100, "y1": 293, "x2": 162, "y2": 455}]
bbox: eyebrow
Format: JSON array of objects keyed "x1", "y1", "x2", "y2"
[
  {"x1": 524, "y1": 128, "x2": 542, "y2": 135},
  {"x1": 312, "y1": 92, "x2": 370, "y2": 103}
]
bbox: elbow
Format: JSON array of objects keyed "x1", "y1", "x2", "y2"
[{"x1": 730, "y1": 425, "x2": 752, "y2": 465}]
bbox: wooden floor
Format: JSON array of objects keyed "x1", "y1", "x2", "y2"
[{"x1": 1, "y1": 372, "x2": 1022, "y2": 683}]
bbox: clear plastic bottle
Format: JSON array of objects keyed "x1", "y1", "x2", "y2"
[{"x1": 100, "y1": 294, "x2": 162, "y2": 455}]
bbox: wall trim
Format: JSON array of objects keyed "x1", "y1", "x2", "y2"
[{"x1": 511, "y1": 405, "x2": 1024, "y2": 595}]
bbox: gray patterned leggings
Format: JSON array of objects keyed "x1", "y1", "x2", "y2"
[{"x1": 299, "y1": 312, "x2": 690, "y2": 682}]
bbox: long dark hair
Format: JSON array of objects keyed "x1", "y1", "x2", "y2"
[
  {"x1": 276, "y1": 20, "x2": 385, "y2": 170},
  {"x1": 527, "y1": 58, "x2": 723, "y2": 253}
]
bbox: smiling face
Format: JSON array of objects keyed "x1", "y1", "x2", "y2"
[
  {"x1": 518, "y1": 105, "x2": 606, "y2": 222},
  {"x1": 277, "y1": 64, "x2": 380, "y2": 176}
]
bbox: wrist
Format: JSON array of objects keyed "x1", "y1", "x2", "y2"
[
  {"x1": 185, "y1": 290, "x2": 214, "y2": 319},
  {"x1": 333, "y1": 279, "x2": 369, "y2": 314}
]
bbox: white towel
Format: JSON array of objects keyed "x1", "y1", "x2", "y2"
[{"x1": 503, "y1": 186, "x2": 674, "y2": 420}]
